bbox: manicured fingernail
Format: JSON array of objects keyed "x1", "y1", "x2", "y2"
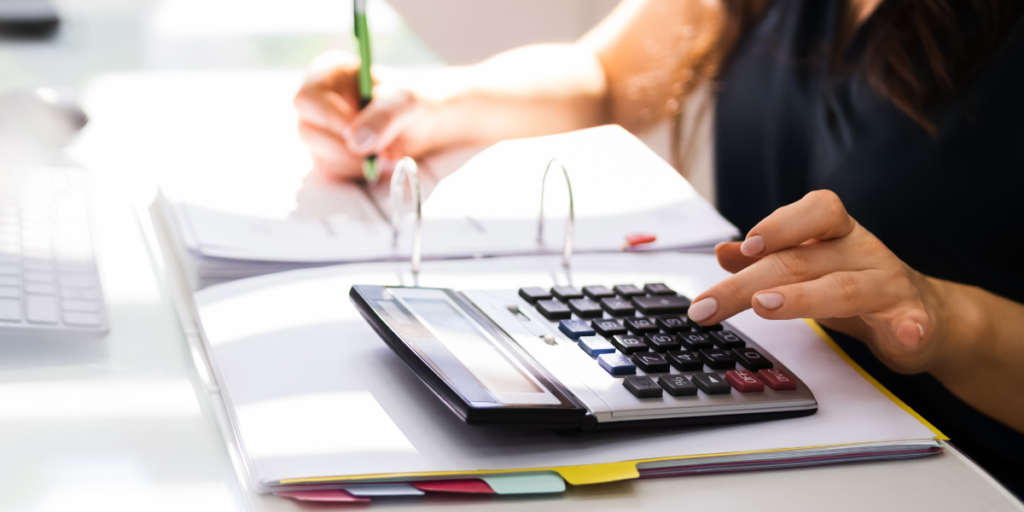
[
  {"x1": 354, "y1": 127, "x2": 378, "y2": 152},
  {"x1": 740, "y1": 235, "x2": 764, "y2": 257},
  {"x1": 917, "y1": 323, "x2": 924, "y2": 337},
  {"x1": 756, "y1": 292, "x2": 784, "y2": 310},
  {"x1": 687, "y1": 298, "x2": 717, "y2": 323}
]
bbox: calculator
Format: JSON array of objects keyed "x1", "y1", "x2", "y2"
[{"x1": 350, "y1": 283, "x2": 816, "y2": 432}]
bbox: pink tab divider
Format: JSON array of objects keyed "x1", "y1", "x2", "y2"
[
  {"x1": 277, "y1": 489, "x2": 370, "y2": 503},
  {"x1": 412, "y1": 479, "x2": 496, "y2": 494}
]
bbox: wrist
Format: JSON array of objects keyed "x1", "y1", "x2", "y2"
[{"x1": 922, "y1": 277, "x2": 987, "y2": 380}]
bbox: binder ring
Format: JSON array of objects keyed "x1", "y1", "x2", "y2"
[
  {"x1": 390, "y1": 156, "x2": 422, "y2": 275},
  {"x1": 537, "y1": 158, "x2": 574, "y2": 267}
]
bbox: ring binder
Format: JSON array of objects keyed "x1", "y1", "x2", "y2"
[
  {"x1": 537, "y1": 158, "x2": 574, "y2": 267},
  {"x1": 390, "y1": 156, "x2": 422, "y2": 275}
]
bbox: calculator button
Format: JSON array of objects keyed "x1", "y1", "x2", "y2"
[
  {"x1": 623, "y1": 375, "x2": 663, "y2": 398},
  {"x1": 732, "y1": 348, "x2": 774, "y2": 370},
  {"x1": 613, "y1": 284, "x2": 645, "y2": 298},
  {"x1": 59, "y1": 274, "x2": 96, "y2": 287},
  {"x1": 25, "y1": 295, "x2": 58, "y2": 324},
  {"x1": 644, "y1": 333, "x2": 681, "y2": 352},
  {"x1": 591, "y1": 318, "x2": 628, "y2": 337},
  {"x1": 60, "y1": 287, "x2": 98, "y2": 300},
  {"x1": 644, "y1": 283, "x2": 676, "y2": 295},
  {"x1": 0, "y1": 286, "x2": 19, "y2": 298},
  {"x1": 551, "y1": 286, "x2": 584, "y2": 302},
  {"x1": 62, "y1": 299, "x2": 99, "y2": 312},
  {"x1": 631, "y1": 295, "x2": 691, "y2": 315},
  {"x1": 63, "y1": 312, "x2": 100, "y2": 327},
  {"x1": 536, "y1": 299, "x2": 572, "y2": 320},
  {"x1": 579, "y1": 336, "x2": 616, "y2": 356},
  {"x1": 710, "y1": 330, "x2": 747, "y2": 349},
  {"x1": 598, "y1": 353, "x2": 637, "y2": 376},
  {"x1": 658, "y1": 375, "x2": 699, "y2": 396},
  {"x1": 691, "y1": 372, "x2": 732, "y2": 394},
  {"x1": 599, "y1": 297, "x2": 636, "y2": 316},
  {"x1": 24, "y1": 283, "x2": 54, "y2": 295},
  {"x1": 666, "y1": 350, "x2": 704, "y2": 371},
  {"x1": 679, "y1": 332, "x2": 714, "y2": 350},
  {"x1": 687, "y1": 317, "x2": 725, "y2": 332},
  {"x1": 568, "y1": 298, "x2": 604, "y2": 318},
  {"x1": 582, "y1": 285, "x2": 616, "y2": 300},
  {"x1": 758, "y1": 368, "x2": 797, "y2": 390},
  {"x1": 611, "y1": 335, "x2": 649, "y2": 354},
  {"x1": 519, "y1": 287, "x2": 552, "y2": 303},
  {"x1": 726, "y1": 370, "x2": 765, "y2": 392},
  {"x1": 632, "y1": 352, "x2": 670, "y2": 373},
  {"x1": 698, "y1": 349, "x2": 735, "y2": 369},
  {"x1": 558, "y1": 319, "x2": 596, "y2": 339},
  {"x1": 624, "y1": 316, "x2": 659, "y2": 334},
  {"x1": 656, "y1": 315, "x2": 690, "y2": 333},
  {"x1": 0, "y1": 298, "x2": 21, "y2": 322}
]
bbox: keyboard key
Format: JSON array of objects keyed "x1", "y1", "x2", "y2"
[
  {"x1": 599, "y1": 297, "x2": 636, "y2": 316},
  {"x1": 687, "y1": 317, "x2": 724, "y2": 332},
  {"x1": 710, "y1": 330, "x2": 747, "y2": 349},
  {"x1": 613, "y1": 284, "x2": 645, "y2": 298},
  {"x1": 0, "y1": 298, "x2": 20, "y2": 321},
  {"x1": 656, "y1": 315, "x2": 690, "y2": 333},
  {"x1": 632, "y1": 295, "x2": 691, "y2": 315},
  {"x1": 691, "y1": 372, "x2": 732, "y2": 395},
  {"x1": 60, "y1": 287, "x2": 98, "y2": 300},
  {"x1": 62, "y1": 299, "x2": 99, "y2": 313},
  {"x1": 558, "y1": 319, "x2": 595, "y2": 339},
  {"x1": 666, "y1": 350, "x2": 704, "y2": 371},
  {"x1": 568, "y1": 298, "x2": 604, "y2": 318},
  {"x1": 611, "y1": 335, "x2": 649, "y2": 354},
  {"x1": 623, "y1": 375, "x2": 663, "y2": 398},
  {"x1": 598, "y1": 353, "x2": 637, "y2": 376},
  {"x1": 26, "y1": 295, "x2": 57, "y2": 324},
  {"x1": 732, "y1": 348, "x2": 774, "y2": 370},
  {"x1": 0, "y1": 286, "x2": 19, "y2": 298},
  {"x1": 726, "y1": 370, "x2": 765, "y2": 392},
  {"x1": 757, "y1": 368, "x2": 797, "y2": 390},
  {"x1": 644, "y1": 283, "x2": 676, "y2": 295},
  {"x1": 658, "y1": 375, "x2": 699, "y2": 396},
  {"x1": 698, "y1": 349, "x2": 736, "y2": 369},
  {"x1": 644, "y1": 333, "x2": 681, "y2": 352},
  {"x1": 551, "y1": 286, "x2": 584, "y2": 301},
  {"x1": 24, "y1": 283, "x2": 55, "y2": 295},
  {"x1": 578, "y1": 336, "x2": 616, "y2": 357},
  {"x1": 591, "y1": 318, "x2": 628, "y2": 337},
  {"x1": 582, "y1": 285, "x2": 616, "y2": 300},
  {"x1": 632, "y1": 352, "x2": 670, "y2": 373},
  {"x1": 518, "y1": 287, "x2": 552, "y2": 303},
  {"x1": 63, "y1": 311, "x2": 100, "y2": 327},
  {"x1": 624, "y1": 316, "x2": 658, "y2": 334},
  {"x1": 679, "y1": 332, "x2": 715, "y2": 350},
  {"x1": 536, "y1": 299, "x2": 572, "y2": 320}
]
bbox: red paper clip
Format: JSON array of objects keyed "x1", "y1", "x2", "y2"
[{"x1": 622, "y1": 233, "x2": 657, "y2": 251}]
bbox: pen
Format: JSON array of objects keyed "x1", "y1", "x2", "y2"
[{"x1": 354, "y1": 0, "x2": 379, "y2": 183}]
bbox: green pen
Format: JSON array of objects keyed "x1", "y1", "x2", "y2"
[{"x1": 354, "y1": 0, "x2": 379, "y2": 183}]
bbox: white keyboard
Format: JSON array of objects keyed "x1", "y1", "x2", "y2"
[{"x1": 0, "y1": 165, "x2": 109, "y2": 340}]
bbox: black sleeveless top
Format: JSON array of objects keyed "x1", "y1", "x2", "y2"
[{"x1": 715, "y1": 0, "x2": 1024, "y2": 496}]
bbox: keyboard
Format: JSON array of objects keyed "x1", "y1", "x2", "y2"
[{"x1": 0, "y1": 165, "x2": 109, "y2": 340}]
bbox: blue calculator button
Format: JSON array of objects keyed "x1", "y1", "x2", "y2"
[
  {"x1": 558, "y1": 319, "x2": 595, "y2": 339},
  {"x1": 578, "y1": 336, "x2": 616, "y2": 356},
  {"x1": 598, "y1": 353, "x2": 637, "y2": 376}
]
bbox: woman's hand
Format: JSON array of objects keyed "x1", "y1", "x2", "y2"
[{"x1": 688, "y1": 190, "x2": 956, "y2": 375}]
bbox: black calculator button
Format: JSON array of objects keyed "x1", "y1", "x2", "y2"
[
  {"x1": 644, "y1": 333, "x2": 681, "y2": 352},
  {"x1": 644, "y1": 283, "x2": 676, "y2": 295},
  {"x1": 691, "y1": 372, "x2": 733, "y2": 394},
  {"x1": 582, "y1": 285, "x2": 616, "y2": 300},
  {"x1": 698, "y1": 349, "x2": 736, "y2": 369},
  {"x1": 710, "y1": 330, "x2": 747, "y2": 349},
  {"x1": 632, "y1": 352, "x2": 670, "y2": 373},
  {"x1": 518, "y1": 287, "x2": 552, "y2": 303},
  {"x1": 551, "y1": 286, "x2": 584, "y2": 301},
  {"x1": 658, "y1": 375, "x2": 699, "y2": 396},
  {"x1": 632, "y1": 295, "x2": 691, "y2": 315},
  {"x1": 687, "y1": 317, "x2": 724, "y2": 332},
  {"x1": 656, "y1": 315, "x2": 690, "y2": 333},
  {"x1": 624, "y1": 375, "x2": 663, "y2": 398},
  {"x1": 600, "y1": 297, "x2": 636, "y2": 316},
  {"x1": 666, "y1": 350, "x2": 704, "y2": 371},
  {"x1": 568, "y1": 298, "x2": 604, "y2": 318},
  {"x1": 613, "y1": 284, "x2": 645, "y2": 298},
  {"x1": 591, "y1": 318, "x2": 628, "y2": 337},
  {"x1": 624, "y1": 316, "x2": 659, "y2": 334},
  {"x1": 612, "y1": 335, "x2": 649, "y2": 354},
  {"x1": 679, "y1": 332, "x2": 714, "y2": 350},
  {"x1": 732, "y1": 348, "x2": 774, "y2": 370},
  {"x1": 535, "y1": 299, "x2": 572, "y2": 320}
]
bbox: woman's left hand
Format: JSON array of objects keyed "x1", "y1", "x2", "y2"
[{"x1": 687, "y1": 190, "x2": 953, "y2": 375}]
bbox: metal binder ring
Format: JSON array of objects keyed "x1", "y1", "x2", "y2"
[
  {"x1": 390, "y1": 156, "x2": 422, "y2": 275},
  {"x1": 537, "y1": 158, "x2": 574, "y2": 267}
]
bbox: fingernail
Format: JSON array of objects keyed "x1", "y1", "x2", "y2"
[
  {"x1": 687, "y1": 298, "x2": 717, "y2": 323},
  {"x1": 917, "y1": 323, "x2": 924, "y2": 337},
  {"x1": 740, "y1": 235, "x2": 764, "y2": 257},
  {"x1": 756, "y1": 292, "x2": 784, "y2": 310},
  {"x1": 353, "y1": 127, "x2": 378, "y2": 152}
]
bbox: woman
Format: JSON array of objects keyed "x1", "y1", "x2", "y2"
[{"x1": 294, "y1": 0, "x2": 1024, "y2": 494}]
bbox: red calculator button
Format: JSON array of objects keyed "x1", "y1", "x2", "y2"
[
  {"x1": 725, "y1": 370, "x2": 764, "y2": 392},
  {"x1": 757, "y1": 368, "x2": 797, "y2": 390}
]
